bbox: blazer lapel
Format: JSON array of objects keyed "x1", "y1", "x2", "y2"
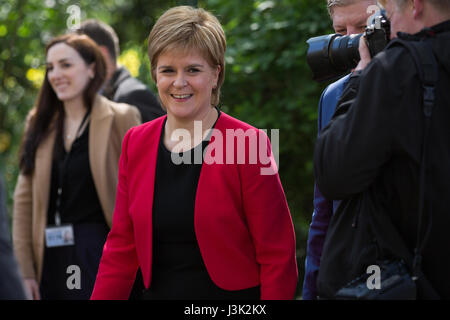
[
  {"x1": 89, "y1": 96, "x2": 113, "y2": 219},
  {"x1": 34, "y1": 128, "x2": 56, "y2": 232},
  {"x1": 133, "y1": 117, "x2": 165, "y2": 288}
]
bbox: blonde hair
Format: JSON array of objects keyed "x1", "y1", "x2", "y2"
[
  {"x1": 327, "y1": 0, "x2": 377, "y2": 17},
  {"x1": 147, "y1": 6, "x2": 226, "y2": 107}
]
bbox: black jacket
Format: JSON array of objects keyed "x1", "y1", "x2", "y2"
[
  {"x1": 0, "y1": 177, "x2": 27, "y2": 299},
  {"x1": 314, "y1": 21, "x2": 450, "y2": 298},
  {"x1": 103, "y1": 67, "x2": 165, "y2": 123}
]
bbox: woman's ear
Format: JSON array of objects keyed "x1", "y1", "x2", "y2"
[
  {"x1": 214, "y1": 64, "x2": 221, "y2": 88},
  {"x1": 88, "y1": 63, "x2": 96, "y2": 79}
]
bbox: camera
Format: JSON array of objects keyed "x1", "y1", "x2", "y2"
[
  {"x1": 334, "y1": 260, "x2": 416, "y2": 300},
  {"x1": 306, "y1": 10, "x2": 390, "y2": 82}
]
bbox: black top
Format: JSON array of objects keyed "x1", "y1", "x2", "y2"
[
  {"x1": 47, "y1": 124, "x2": 107, "y2": 226},
  {"x1": 143, "y1": 112, "x2": 260, "y2": 300}
]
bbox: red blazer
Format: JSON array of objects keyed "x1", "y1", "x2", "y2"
[{"x1": 91, "y1": 112, "x2": 298, "y2": 300}]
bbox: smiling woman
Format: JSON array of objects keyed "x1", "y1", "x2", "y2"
[
  {"x1": 156, "y1": 49, "x2": 219, "y2": 118},
  {"x1": 12, "y1": 34, "x2": 141, "y2": 300},
  {"x1": 155, "y1": 48, "x2": 220, "y2": 151},
  {"x1": 91, "y1": 6, "x2": 298, "y2": 301},
  {"x1": 46, "y1": 42, "x2": 95, "y2": 108}
]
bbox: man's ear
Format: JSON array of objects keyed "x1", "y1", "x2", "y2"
[
  {"x1": 412, "y1": 0, "x2": 424, "y2": 19},
  {"x1": 99, "y1": 45, "x2": 113, "y2": 64}
]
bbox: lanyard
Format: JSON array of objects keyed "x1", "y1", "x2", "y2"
[{"x1": 54, "y1": 111, "x2": 90, "y2": 226}]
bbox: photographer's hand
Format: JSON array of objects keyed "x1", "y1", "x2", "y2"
[{"x1": 355, "y1": 36, "x2": 371, "y2": 71}]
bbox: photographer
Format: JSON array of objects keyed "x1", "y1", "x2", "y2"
[
  {"x1": 303, "y1": 0, "x2": 377, "y2": 300},
  {"x1": 314, "y1": 0, "x2": 450, "y2": 299}
]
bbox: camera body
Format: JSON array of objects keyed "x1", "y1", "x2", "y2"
[
  {"x1": 306, "y1": 10, "x2": 390, "y2": 82},
  {"x1": 334, "y1": 260, "x2": 416, "y2": 300}
]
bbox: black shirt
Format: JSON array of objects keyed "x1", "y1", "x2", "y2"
[
  {"x1": 47, "y1": 124, "x2": 106, "y2": 226},
  {"x1": 143, "y1": 113, "x2": 260, "y2": 300}
]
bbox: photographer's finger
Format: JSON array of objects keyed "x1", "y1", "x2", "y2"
[{"x1": 355, "y1": 36, "x2": 371, "y2": 71}]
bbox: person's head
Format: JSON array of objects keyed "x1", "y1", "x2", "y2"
[
  {"x1": 77, "y1": 19, "x2": 119, "y2": 61},
  {"x1": 328, "y1": 0, "x2": 378, "y2": 35},
  {"x1": 77, "y1": 19, "x2": 119, "y2": 79},
  {"x1": 147, "y1": 6, "x2": 226, "y2": 114},
  {"x1": 378, "y1": 0, "x2": 450, "y2": 38},
  {"x1": 19, "y1": 34, "x2": 106, "y2": 175},
  {"x1": 45, "y1": 34, "x2": 106, "y2": 106}
]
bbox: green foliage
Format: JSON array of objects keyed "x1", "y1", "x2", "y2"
[
  {"x1": 0, "y1": 0, "x2": 334, "y2": 296},
  {"x1": 203, "y1": 0, "x2": 333, "y2": 284}
]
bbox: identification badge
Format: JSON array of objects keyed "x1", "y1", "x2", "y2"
[{"x1": 45, "y1": 224, "x2": 75, "y2": 248}]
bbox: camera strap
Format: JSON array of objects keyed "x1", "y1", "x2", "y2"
[{"x1": 386, "y1": 37, "x2": 438, "y2": 281}]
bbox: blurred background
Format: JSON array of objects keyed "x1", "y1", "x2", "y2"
[{"x1": 0, "y1": 0, "x2": 334, "y2": 296}]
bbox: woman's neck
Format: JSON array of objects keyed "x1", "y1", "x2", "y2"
[
  {"x1": 164, "y1": 107, "x2": 218, "y2": 152},
  {"x1": 63, "y1": 97, "x2": 88, "y2": 121}
]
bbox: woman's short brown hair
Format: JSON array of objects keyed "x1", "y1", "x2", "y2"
[{"x1": 147, "y1": 6, "x2": 226, "y2": 107}]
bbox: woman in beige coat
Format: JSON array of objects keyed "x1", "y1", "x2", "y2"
[{"x1": 13, "y1": 34, "x2": 141, "y2": 300}]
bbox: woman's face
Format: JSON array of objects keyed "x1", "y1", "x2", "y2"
[
  {"x1": 46, "y1": 42, "x2": 95, "y2": 104},
  {"x1": 155, "y1": 48, "x2": 220, "y2": 122}
]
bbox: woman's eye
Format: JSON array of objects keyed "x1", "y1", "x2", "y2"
[{"x1": 188, "y1": 68, "x2": 200, "y2": 73}]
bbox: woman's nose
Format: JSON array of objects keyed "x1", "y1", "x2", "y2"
[
  {"x1": 173, "y1": 72, "x2": 187, "y2": 88},
  {"x1": 48, "y1": 67, "x2": 61, "y2": 81}
]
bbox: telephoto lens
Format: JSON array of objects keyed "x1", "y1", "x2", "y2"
[
  {"x1": 306, "y1": 10, "x2": 390, "y2": 82},
  {"x1": 307, "y1": 33, "x2": 362, "y2": 82}
]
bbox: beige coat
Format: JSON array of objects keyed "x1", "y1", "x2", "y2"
[{"x1": 12, "y1": 95, "x2": 141, "y2": 282}]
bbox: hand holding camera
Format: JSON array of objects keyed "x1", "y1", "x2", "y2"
[
  {"x1": 355, "y1": 36, "x2": 372, "y2": 72},
  {"x1": 306, "y1": 10, "x2": 390, "y2": 82}
]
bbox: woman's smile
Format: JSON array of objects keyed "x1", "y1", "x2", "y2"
[{"x1": 156, "y1": 48, "x2": 220, "y2": 121}]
